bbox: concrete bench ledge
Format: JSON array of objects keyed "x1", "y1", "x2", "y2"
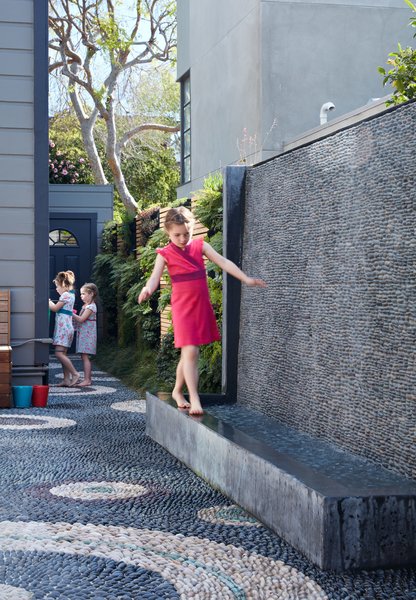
[{"x1": 146, "y1": 392, "x2": 416, "y2": 572}]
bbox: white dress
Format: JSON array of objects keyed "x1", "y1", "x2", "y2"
[
  {"x1": 76, "y1": 303, "x2": 97, "y2": 355},
  {"x1": 53, "y1": 291, "x2": 75, "y2": 348}
]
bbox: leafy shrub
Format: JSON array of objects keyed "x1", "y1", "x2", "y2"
[
  {"x1": 193, "y1": 172, "x2": 223, "y2": 234},
  {"x1": 156, "y1": 332, "x2": 179, "y2": 389},
  {"x1": 379, "y1": 0, "x2": 416, "y2": 105},
  {"x1": 92, "y1": 252, "x2": 122, "y2": 339},
  {"x1": 379, "y1": 44, "x2": 416, "y2": 105},
  {"x1": 101, "y1": 221, "x2": 118, "y2": 254},
  {"x1": 192, "y1": 174, "x2": 224, "y2": 392},
  {"x1": 117, "y1": 215, "x2": 137, "y2": 256},
  {"x1": 199, "y1": 340, "x2": 222, "y2": 392},
  {"x1": 136, "y1": 206, "x2": 160, "y2": 247}
]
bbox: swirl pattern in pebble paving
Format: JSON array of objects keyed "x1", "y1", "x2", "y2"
[
  {"x1": 0, "y1": 521, "x2": 327, "y2": 599},
  {"x1": 0, "y1": 414, "x2": 76, "y2": 430},
  {"x1": 0, "y1": 585, "x2": 33, "y2": 600},
  {"x1": 111, "y1": 399, "x2": 146, "y2": 413},
  {"x1": 198, "y1": 505, "x2": 262, "y2": 527},
  {"x1": 49, "y1": 481, "x2": 149, "y2": 500},
  {"x1": 0, "y1": 357, "x2": 414, "y2": 599},
  {"x1": 49, "y1": 384, "x2": 118, "y2": 396}
]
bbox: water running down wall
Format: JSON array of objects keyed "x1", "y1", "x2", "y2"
[{"x1": 237, "y1": 101, "x2": 416, "y2": 480}]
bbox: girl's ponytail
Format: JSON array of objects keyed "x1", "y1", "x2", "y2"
[
  {"x1": 65, "y1": 270, "x2": 75, "y2": 287},
  {"x1": 53, "y1": 270, "x2": 75, "y2": 289}
]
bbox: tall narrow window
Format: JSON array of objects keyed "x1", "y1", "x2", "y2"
[{"x1": 181, "y1": 74, "x2": 191, "y2": 184}]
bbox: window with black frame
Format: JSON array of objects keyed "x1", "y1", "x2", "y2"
[{"x1": 181, "y1": 74, "x2": 191, "y2": 184}]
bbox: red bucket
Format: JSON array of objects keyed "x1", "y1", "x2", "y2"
[{"x1": 32, "y1": 385, "x2": 49, "y2": 407}]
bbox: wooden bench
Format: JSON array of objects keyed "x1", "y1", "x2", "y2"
[{"x1": 0, "y1": 290, "x2": 12, "y2": 407}]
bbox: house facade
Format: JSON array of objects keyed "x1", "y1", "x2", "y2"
[
  {"x1": 0, "y1": 0, "x2": 49, "y2": 384},
  {"x1": 177, "y1": 0, "x2": 415, "y2": 197}
]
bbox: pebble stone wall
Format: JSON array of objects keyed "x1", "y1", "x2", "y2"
[{"x1": 237, "y1": 101, "x2": 416, "y2": 480}]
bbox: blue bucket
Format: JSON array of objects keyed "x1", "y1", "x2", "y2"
[{"x1": 12, "y1": 385, "x2": 32, "y2": 408}]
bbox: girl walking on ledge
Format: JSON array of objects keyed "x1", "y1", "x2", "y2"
[{"x1": 138, "y1": 206, "x2": 266, "y2": 416}]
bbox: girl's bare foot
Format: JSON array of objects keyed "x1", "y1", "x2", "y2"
[
  {"x1": 172, "y1": 390, "x2": 191, "y2": 409},
  {"x1": 189, "y1": 397, "x2": 204, "y2": 416},
  {"x1": 55, "y1": 380, "x2": 71, "y2": 387},
  {"x1": 76, "y1": 380, "x2": 92, "y2": 387},
  {"x1": 69, "y1": 373, "x2": 81, "y2": 387}
]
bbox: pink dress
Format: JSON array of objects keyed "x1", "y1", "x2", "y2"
[
  {"x1": 156, "y1": 238, "x2": 221, "y2": 348},
  {"x1": 76, "y1": 303, "x2": 97, "y2": 355}
]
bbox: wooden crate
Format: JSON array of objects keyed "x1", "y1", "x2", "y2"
[
  {"x1": 0, "y1": 290, "x2": 10, "y2": 346},
  {"x1": 0, "y1": 290, "x2": 12, "y2": 407},
  {"x1": 0, "y1": 397, "x2": 11, "y2": 408},
  {"x1": 0, "y1": 346, "x2": 11, "y2": 362},
  {"x1": 0, "y1": 347, "x2": 12, "y2": 406}
]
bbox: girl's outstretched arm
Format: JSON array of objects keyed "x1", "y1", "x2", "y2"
[
  {"x1": 138, "y1": 254, "x2": 166, "y2": 303},
  {"x1": 49, "y1": 299, "x2": 65, "y2": 312},
  {"x1": 203, "y1": 242, "x2": 267, "y2": 287}
]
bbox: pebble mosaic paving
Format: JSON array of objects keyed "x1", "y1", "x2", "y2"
[{"x1": 0, "y1": 358, "x2": 415, "y2": 599}]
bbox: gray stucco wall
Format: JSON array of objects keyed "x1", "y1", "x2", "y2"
[
  {"x1": 177, "y1": 0, "x2": 414, "y2": 198},
  {"x1": 0, "y1": 1, "x2": 37, "y2": 367},
  {"x1": 177, "y1": 0, "x2": 261, "y2": 197},
  {"x1": 238, "y1": 101, "x2": 416, "y2": 480},
  {"x1": 261, "y1": 0, "x2": 414, "y2": 152},
  {"x1": 176, "y1": 0, "x2": 190, "y2": 78}
]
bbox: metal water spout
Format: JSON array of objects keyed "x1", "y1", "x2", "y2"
[{"x1": 320, "y1": 102, "x2": 335, "y2": 125}]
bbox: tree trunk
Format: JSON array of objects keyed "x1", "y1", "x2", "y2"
[
  {"x1": 106, "y1": 97, "x2": 138, "y2": 215},
  {"x1": 68, "y1": 85, "x2": 108, "y2": 185},
  {"x1": 108, "y1": 154, "x2": 139, "y2": 215},
  {"x1": 80, "y1": 119, "x2": 108, "y2": 185}
]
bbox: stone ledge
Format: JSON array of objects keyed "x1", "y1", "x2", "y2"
[{"x1": 146, "y1": 392, "x2": 416, "y2": 572}]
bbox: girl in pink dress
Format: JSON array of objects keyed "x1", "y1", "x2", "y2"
[
  {"x1": 49, "y1": 270, "x2": 80, "y2": 387},
  {"x1": 73, "y1": 283, "x2": 98, "y2": 387},
  {"x1": 138, "y1": 207, "x2": 266, "y2": 415}
]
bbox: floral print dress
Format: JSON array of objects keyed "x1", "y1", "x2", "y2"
[
  {"x1": 52, "y1": 291, "x2": 75, "y2": 348},
  {"x1": 76, "y1": 303, "x2": 97, "y2": 355}
]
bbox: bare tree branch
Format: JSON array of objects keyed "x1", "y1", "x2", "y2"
[{"x1": 118, "y1": 122, "x2": 180, "y2": 153}]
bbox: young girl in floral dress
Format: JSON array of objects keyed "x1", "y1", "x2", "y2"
[
  {"x1": 73, "y1": 283, "x2": 98, "y2": 387},
  {"x1": 49, "y1": 270, "x2": 80, "y2": 387},
  {"x1": 138, "y1": 207, "x2": 266, "y2": 415}
]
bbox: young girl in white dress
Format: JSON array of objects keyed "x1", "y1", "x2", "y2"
[
  {"x1": 49, "y1": 270, "x2": 80, "y2": 386},
  {"x1": 73, "y1": 283, "x2": 98, "y2": 387}
]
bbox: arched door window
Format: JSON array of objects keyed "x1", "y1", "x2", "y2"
[{"x1": 49, "y1": 229, "x2": 79, "y2": 247}]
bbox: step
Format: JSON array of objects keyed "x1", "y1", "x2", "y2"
[{"x1": 146, "y1": 392, "x2": 416, "y2": 572}]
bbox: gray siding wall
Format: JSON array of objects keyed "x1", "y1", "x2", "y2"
[
  {"x1": 177, "y1": 0, "x2": 414, "y2": 197},
  {"x1": 0, "y1": 0, "x2": 36, "y2": 365},
  {"x1": 49, "y1": 184, "x2": 114, "y2": 250},
  {"x1": 238, "y1": 101, "x2": 416, "y2": 480}
]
